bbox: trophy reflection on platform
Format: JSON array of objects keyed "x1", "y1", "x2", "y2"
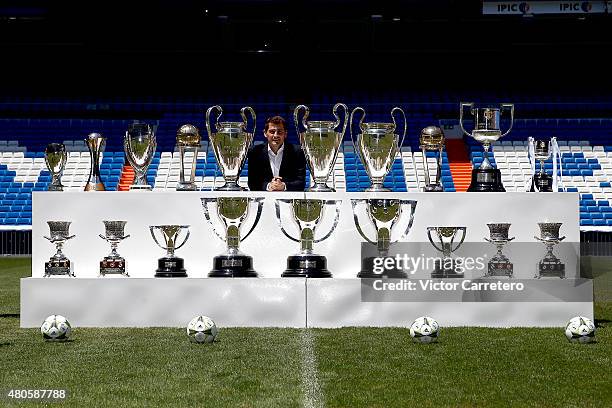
[
  {"x1": 44, "y1": 221, "x2": 75, "y2": 277},
  {"x1": 535, "y1": 222, "x2": 566, "y2": 278},
  {"x1": 124, "y1": 123, "x2": 157, "y2": 190},
  {"x1": 206, "y1": 105, "x2": 255, "y2": 191},
  {"x1": 275, "y1": 199, "x2": 341, "y2": 278},
  {"x1": 427, "y1": 226, "x2": 467, "y2": 278},
  {"x1": 484, "y1": 223, "x2": 514, "y2": 278},
  {"x1": 460, "y1": 102, "x2": 514, "y2": 192},
  {"x1": 84, "y1": 133, "x2": 106, "y2": 191},
  {"x1": 201, "y1": 197, "x2": 264, "y2": 277},
  {"x1": 176, "y1": 124, "x2": 201, "y2": 191},
  {"x1": 150, "y1": 225, "x2": 190, "y2": 277},
  {"x1": 351, "y1": 199, "x2": 417, "y2": 278},
  {"x1": 294, "y1": 103, "x2": 348, "y2": 191},
  {"x1": 44, "y1": 143, "x2": 67, "y2": 191},
  {"x1": 99, "y1": 221, "x2": 130, "y2": 277},
  {"x1": 419, "y1": 126, "x2": 445, "y2": 192},
  {"x1": 350, "y1": 106, "x2": 406, "y2": 191}
]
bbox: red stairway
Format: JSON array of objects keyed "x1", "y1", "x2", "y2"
[
  {"x1": 446, "y1": 139, "x2": 472, "y2": 192},
  {"x1": 118, "y1": 165, "x2": 135, "y2": 191}
]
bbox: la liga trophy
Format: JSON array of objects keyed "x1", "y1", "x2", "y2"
[
  {"x1": 99, "y1": 221, "x2": 130, "y2": 277},
  {"x1": 484, "y1": 223, "x2": 514, "y2": 278},
  {"x1": 44, "y1": 143, "x2": 67, "y2": 191},
  {"x1": 419, "y1": 126, "x2": 445, "y2": 192},
  {"x1": 427, "y1": 226, "x2": 467, "y2": 278},
  {"x1": 124, "y1": 123, "x2": 157, "y2": 190},
  {"x1": 534, "y1": 222, "x2": 566, "y2": 278},
  {"x1": 294, "y1": 103, "x2": 348, "y2": 191},
  {"x1": 84, "y1": 133, "x2": 106, "y2": 191},
  {"x1": 44, "y1": 221, "x2": 75, "y2": 277},
  {"x1": 150, "y1": 225, "x2": 190, "y2": 277},
  {"x1": 176, "y1": 124, "x2": 201, "y2": 191}
]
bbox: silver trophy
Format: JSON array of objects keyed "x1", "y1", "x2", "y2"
[
  {"x1": 427, "y1": 227, "x2": 467, "y2": 278},
  {"x1": 99, "y1": 221, "x2": 130, "y2": 276},
  {"x1": 484, "y1": 223, "x2": 515, "y2": 278},
  {"x1": 206, "y1": 105, "x2": 256, "y2": 191},
  {"x1": 294, "y1": 103, "x2": 348, "y2": 191},
  {"x1": 150, "y1": 225, "x2": 190, "y2": 277},
  {"x1": 201, "y1": 197, "x2": 264, "y2": 277},
  {"x1": 460, "y1": 102, "x2": 514, "y2": 192},
  {"x1": 44, "y1": 221, "x2": 76, "y2": 277},
  {"x1": 275, "y1": 199, "x2": 341, "y2": 278},
  {"x1": 534, "y1": 222, "x2": 566, "y2": 278},
  {"x1": 84, "y1": 133, "x2": 106, "y2": 191},
  {"x1": 419, "y1": 126, "x2": 445, "y2": 192},
  {"x1": 176, "y1": 124, "x2": 201, "y2": 191},
  {"x1": 351, "y1": 199, "x2": 417, "y2": 278},
  {"x1": 529, "y1": 138, "x2": 554, "y2": 192},
  {"x1": 44, "y1": 143, "x2": 67, "y2": 191},
  {"x1": 124, "y1": 123, "x2": 157, "y2": 190}
]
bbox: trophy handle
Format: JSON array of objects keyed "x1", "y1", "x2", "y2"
[
  {"x1": 294, "y1": 104, "x2": 309, "y2": 136},
  {"x1": 397, "y1": 200, "x2": 418, "y2": 241},
  {"x1": 558, "y1": 236, "x2": 566, "y2": 242},
  {"x1": 274, "y1": 199, "x2": 300, "y2": 243},
  {"x1": 508, "y1": 236, "x2": 515, "y2": 242},
  {"x1": 427, "y1": 228, "x2": 445, "y2": 253},
  {"x1": 99, "y1": 234, "x2": 107, "y2": 241},
  {"x1": 241, "y1": 106, "x2": 256, "y2": 135},
  {"x1": 500, "y1": 103, "x2": 515, "y2": 138},
  {"x1": 149, "y1": 227, "x2": 167, "y2": 251},
  {"x1": 333, "y1": 103, "x2": 349, "y2": 136},
  {"x1": 451, "y1": 227, "x2": 467, "y2": 252},
  {"x1": 240, "y1": 198, "x2": 265, "y2": 241},
  {"x1": 173, "y1": 228, "x2": 191, "y2": 251},
  {"x1": 459, "y1": 102, "x2": 474, "y2": 137},
  {"x1": 391, "y1": 107, "x2": 407, "y2": 157},
  {"x1": 349, "y1": 107, "x2": 365, "y2": 161},
  {"x1": 349, "y1": 199, "x2": 376, "y2": 245},
  {"x1": 313, "y1": 200, "x2": 341, "y2": 243},
  {"x1": 201, "y1": 198, "x2": 227, "y2": 242},
  {"x1": 205, "y1": 105, "x2": 223, "y2": 139},
  {"x1": 123, "y1": 134, "x2": 137, "y2": 169}
]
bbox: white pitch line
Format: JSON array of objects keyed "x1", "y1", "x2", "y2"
[{"x1": 300, "y1": 329, "x2": 324, "y2": 408}]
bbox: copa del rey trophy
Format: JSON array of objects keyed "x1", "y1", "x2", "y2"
[
  {"x1": 294, "y1": 103, "x2": 348, "y2": 191},
  {"x1": 534, "y1": 222, "x2": 566, "y2": 278},
  {"x1": 427, "y1": 227, "x2": 467, "y2": 278},
  {"x1": 44, "y1": 221, "x2": 75, "y2": 277},
  {"x1": 484, "y1": 223, "x2": 515, "y2": 278},
  {"x1": 176, "y1": 124, "x2": 201, "y2": 191},
  {"x1": 419, "y1": 126, "x2": 446, "y2": 192},
  {"x1": 150, "y1": 225, "x2": 190, "y2": 277},
  {"x1": 124, "y1": 123, "x2": 157, "y2": 190},
  {"x1": 99, "y1": 221, "x2": 130, "y2": 277},
  {"x1": 84, "y1": 133, "x2": 106, "y2": 191},
  {"x1": 528, "y1": 137, "x2": 564, "y2": 192},
  {"x1": 460, "y1": 102, "x2": 514, "y2": 192},
  {"x1": 44, "y1": 143, "x2": 67, "y2": 191}
]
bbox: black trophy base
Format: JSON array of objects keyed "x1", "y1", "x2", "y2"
[
  {"x1": 357, "y1": 256, "x2": 408, "y2": 279},
  {"x1": 537, "y1": 262, "x2": 565, "y2": 278},
  {"x1": 467, "y1": 168, "x2": 505, "y2": 192},
  {"x1": 431, "y1": 259, "x2": 463, "y2": 279},
  {"x1": 100, "y1": 258, "x2": 127, "y2": 276},
  {"x1": 423, "y1": 184, "x2": 444, "y2": 192},
  {"x1": 45, "y1": 260, "x2": 73, "y2": 277},
  {"x1": 282, "y1": 254, "x2": 332, "y2": 278},
  {"x1": 209, "y1": 254, "x2": 258, "y2": 278},
  {"x1": 530, "y1": 174, "x2": 554, "y2": 192},
  {"x1": 155, "y1": 257, "x2": 187, "y2": 278},
  {"x1": 486, "y1": 261, "x2": 514, "y2": 278}
]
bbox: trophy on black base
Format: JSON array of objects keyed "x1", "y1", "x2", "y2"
[
  {"x1": 460, "y1": 102, "x2": 514, "y2": 192},
  {"x1": 201, "y1": 196, "x2": 264, "y2": 277},
  {"x1": 176, "y1": 124, "x2": 201, "y2": 191},
  {"x1": 44, "y1": 221, "x2": 75, "y2": 277},
  {"x1": 44, "y1": 143, "x2": 67, "y2": 191},
  {"x1": 535, "y1": 222, "x2": 566, "y2": 278},
  {"x1": 150, "y1": 225, "x2": 190, "y2": 277},
  {"x1": 84, "y1": 133, "x2": 106, "y2": 191},
  {"x1": 99, "y1": 221, "x2": 130, "y2": 277},
  {"x1": 427, "y1": 226, "x2": 467, "y2": 278},
  {"x1": 484, "y1": 223, "x2": 514, "y2": 277},
  {"x1": 124, "y1": 123, "x2": 157, "y2": 190},
  {"x1": 419, "y1": 126, "x2": 445, "y2": 192},
  {"x1": 527, "y1": 137, "x2": 564, "y2": 193},
  {"x1": 351, "y1": 198, "x2": 417, "y2": 278}
]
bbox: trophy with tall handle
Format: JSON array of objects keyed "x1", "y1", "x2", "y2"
[
  {"x1": 84, "y1": 133, "x2": 106, "y2": 191},
  {"x1": 294, "y1": 103, "x2": 348, "y2": 191},
  {"x1": 534, "y1": 222, "x2": 566, "y2": 278},
  {"x1": 176, "y1": 124, "x2": 201, "y2": 191},
  {"x1": 350, "y1": 106, "x2": 406, "y2": 191},
  {"x1": 124, "y1": 123, "x2": 157, "y2": 191},
  {"x1": 275, "y1": 199, "x2": 341, "y2": 278},
  {"x1": 206, "y1": 105, "x2": 255, "y2": 191},
  {"x1": 351, "y1": 199, "x2": 417, "y2": 278},
  {"x1": 150, "y1": 225, "x2": 190, "y2": 277},
  {"x1": 427, "y1": 226, "x2": 467, "y2": 278},
  {"x1": 44, "y1": 221, "x2": 76, "y2": 277},
  {"x1": 201, "y1": 197, "x2": 264, "y2": 277},
  {"x1": 460, "y1": 102, "x2": 514, "y2": 192},
  {"x1": 528, "y1": 137, "x2": 564, "y2": 192},
  {"x1": 419, "y1": 126, "x2": 445, "y2": 192},
  {"x1": 44, "y1": 143, "x2": 67, "y2": 191},
  {"x1": 99, "y1": 221, "x2": 130, "y2": 277},
  {"x1": 484, "y1": 223, "x2": 515, "y2": 278}
]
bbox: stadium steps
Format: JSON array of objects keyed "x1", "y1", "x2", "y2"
[
  {"x1": 118, "y1": 165, "x2": 135, "y2": 191},
  {"x1": 446, "y1": 139, "x2": 472, "y2": 192}
]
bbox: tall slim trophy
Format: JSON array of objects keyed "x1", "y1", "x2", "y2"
[
  {"x1": 351, "y1": 199, "x2": 417, "y2": 278},
  {"x1": 419, "y1": 126, "x2": 445, "y2": 192},
  {"x1": 84, "y1": 133, "x2": 106, "y2": 191},
  {"x1": 275, "y1": 199, "x2": 341, "y2": 278},
  {"x1": 44, "y1": 143, "x2": 67, "y2": 191},
  {"x1": 528, "y1": 137, "x2": 563, "y2": 192},
  {"x1": 294, "y1": 103, "x2": 348, "y2": 191},
  {"x1": 460, "y1": 102, "x2": 514, "y2": 192},
  {"x1": 535, "y1": 222, "x2": 566, "y2": 278},
  {"x1": 206, "y1": 105, "x2": 255, "y2": 191},
  {"x1": 150, "y1": 225, "x2": 190, "y2": 277},
  {"x1": 427, "y1": 226, "x2": 467, "y2": 278},
  {"x1": 201, "y1": 197, "x2": 264, "y2": 277},
  {"x1": 484, "y1": 223, "x2": 514, "y2": 277},
  {"x1": 350, "y1": 106, "x2": 406, "y2": 191},
  {"x1": 124, "y1": 123, "x2": 157, "y2": 190},
  {"x1": 176, "y1": 124, "x2": 201, "y2": 191},
  {"x1": 99, "y1": 221, "x2": 130, "y2": 277},
  {"x1": 44, "y1": 221, "x2": 75, "y2": 277}
]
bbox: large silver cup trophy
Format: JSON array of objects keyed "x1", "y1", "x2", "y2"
[
  {"x1": 99, "y1": 221, "x2": 130, "y2": 277},
  {"x1": 419, "y1": 126, "x2": 446, "y2": 192},
  {"x1": 460, "y1": 102, "x2": 514, "y2": 192},
  {"x1": 534, "y1": 222, "x2": 566, "y2": 278},
  {"x1": 206, "y1": 105, "x2": 256, "y2": 191},
  {"x1": 427, "y1": 226, "x2": 467, "y2": 278},
  {"x1": 275, "y1": 199, "x2": 341, "y2": 278},
  {"x1": 350, "y1": 106, "x2": 406, "y2": 191},
  {"x1": 201, "y1": 197, "x2": 264, "y2": 277},
  {"x1": 124, "y1": 123, "x2": 157, "y2": 190},
  {"x1": 484, "y1": 223, "x2": 515, "y2": 278},
  {"x1": 150, "y1": 225, "x2": 190, "y2": 277},
  {"x1": 176, "y1": 124, "x2": 201, "y2": 191},
  {"x1": 294, "y1": 103, "x2": 348, "y2": 191},
  {"x1": 84, "y1": 133, "x2": 106, "y2": 191},
  {"x1": 351, "y1": 199, "x2": 417, "y2": 278},
  {"x1": 44, "y1": 221, "x2": 76, "y2": 277},
  {"x1": 44, "y1": 143, "x2": 67, "y2": 191}
]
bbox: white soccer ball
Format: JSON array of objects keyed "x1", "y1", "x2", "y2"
[
  {"x1": 565, "y1": 316, "x2": 595, "y2": 343},
  {"x1": 410, "y1": 316, "x2": 439, "y2": 343},
  {"x1": 40, "y1": 315, "x2": 72, "y2": 342},
  {"x1": 187, "y1": 315, "x2": 218, "y2": 344}
]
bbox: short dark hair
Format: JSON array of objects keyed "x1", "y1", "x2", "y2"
[{"x1": 264, "y1": 116, "x2": 287, "y2": 132}]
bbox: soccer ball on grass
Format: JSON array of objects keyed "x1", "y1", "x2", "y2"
[
  {"x1": 565, "y1": 316, "x2": 595, "y2": 343},
  {"x1": 40, "y1": 314, "x2": 72, "y2": 342},
  {"x1": 187, "y1": 315, "x2": 218, "y2": 344},
  {"x1": 409, "y1": 316, "x2": 439, "y2": 343}
]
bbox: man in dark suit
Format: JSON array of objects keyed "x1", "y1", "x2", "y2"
[{"x1": 247, "y1": 115, "x2": 306, "y2": 191}]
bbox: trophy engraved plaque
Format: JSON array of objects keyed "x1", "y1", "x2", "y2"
[
  {"x1": 176, "y1": 124, "x2": 201, "y2": 191},
  {"x1": 484, "y1": 223, "x2": 514, "y2": 277},
  {"x1": 84, "y1": 133, "x2": 106, "y2": 191},
  {"x1": 99, "y1": 221, "x2": 130, "y2": 276},
  {"x1": 124, "y1": 123, "x2": 157, "y2": 190},
  {"x1": 150, "y1": 225, "x2": 190, "y2": 277},
  {"x1": 44, "y1": 221, "x2": 75, "y2": 277},
  {"x1": 419, "y1": 126, "x2": 445, "y2": 192},
  {"x1": 427, "y1": 226, "x2": 467, "y2": 278},
  {"x1": 535, "y1": 222, "x2": 566, "y2": 278}
]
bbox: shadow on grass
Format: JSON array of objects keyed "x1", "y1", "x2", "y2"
[
  {"x1": 595, "y1": 318, "x2": 611, "y2": 328},
  {"x1": 0, "y1": 313, "x2": 19, "y2": 318}
]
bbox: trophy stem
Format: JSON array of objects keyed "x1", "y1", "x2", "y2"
[
  {"x1": 300, "y1": 228, "x2": 314, "y2": 252},
  {"x1": 53, "y1": 241, "x2": 65, "y2": 259},
  {"x1": 480, "y1": 143, "x2": 493, "y2": 170},
  {"x1": 226, "y1": 225, "x2": 241, "y2": 251}
]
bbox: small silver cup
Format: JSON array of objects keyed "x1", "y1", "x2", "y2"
[{"x1": 44, "y1": 143, "x2": 67, "y2": 191}]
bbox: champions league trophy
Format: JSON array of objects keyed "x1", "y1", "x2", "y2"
[
  {"x1": 484, "y1": 223, "x2": 515, "y2": 277},
  {"x1": 351, "y1": 199, "x2": 417, "y2": 278},
  {"x1": 150, "y1": 225, "x2": 190, "y2": 277},
  {"x1": 44, "y1": 221, "x2": 75, "y2": 277},
  {"x1": 535, "y1": 222, "x2": 566, "y2": 278},
  {"x1": 460, "y1": 102, "x2": 514, "y2": 192},
  {"x1": 206, "y1": 105, "x2": 255, "y2": 191},
  {"x1": 294, "y1": 103, "x2": 348, "y2": 191},
  {"x1": 99, "y1": 221, "x2": 130, "y2": 276},
  {"x1": 528, "y1": 137, "x2": 563, "y2": 192},
  {"x1": 201, "y1": 197, "x2": 264, "y2": 277},
  {"x1": 419, "y1": 126, "x2": 446, "y2": 192},
  {"x1": 124, "y1": 123, "x2": 157, "y2": 190},
  {"x1": 176, "y1": 124, "x2": 201, "y2": 191},
  {"x1": 44, "y1": 143, "x2": 67, "y2": 191},
  {"x1": 84, "y1": 133, "x2": 106, "y2": 191},
  {"x1": 350, "y1": 106, "x2": 406, "y2": 191},
  {"x1": 275, "y1": 199, "x2": 341, "y2": 278},
  {"x1": 427, "y1": 226, "x2": 467, "y2": 278}
]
